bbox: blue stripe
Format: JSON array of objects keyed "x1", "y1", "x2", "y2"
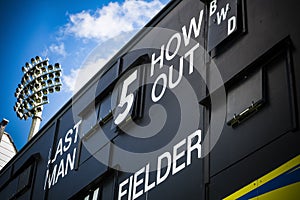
[{"x1": 237, "y1": 164, "x2": 300, "y2": 200}]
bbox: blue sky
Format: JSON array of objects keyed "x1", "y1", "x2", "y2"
[{"x1": 0, "y1": 0, "x2": 169, "y2": 150}]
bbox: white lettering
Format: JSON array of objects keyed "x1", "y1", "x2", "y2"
[
  {"x1": 73, "y1": 120, "x2": 81, "y2": 143},
  {"x1": 172, "y1": 139, "x2": 186, "y2": 175},
  {"x1": 117, "y1": 130, "x2": 203, "y2": 200},
  {"x1": 165, "y1": 33, "x2": 181, "y2": 60},
  {"x1": 157, "y1": 152, "x2": 171, "y2": 185},
  {"x1": 128, "y1": 175, "x2": 133, "y2": 200},
  {"x1": 209, "y1": 0, "x2": 218, "y2": 16},
  {"x1": 132, "y1": 167, "x2": 145, "y2": 200},
  {"x1": 47, "y1": 165, "x2": 57, "y2": 189},
  {"x1": 228, "y1": 16, "x2": 237, "y2": 35},
  {"x1": 187, "y1": 130, "x2": 202, "y2": 166},
  {"x1": 44, "y1": 170, "x2": 49, "y2": 190},
  {"x1": 118, "y1": 178, "x2": 129, "y2": 200},
  {"x1": 65, "y1": 148, "x2": 76, "y2": 175},
  {"x1": 55, "y1": 159, "x2": 65, "y2": 183},
  {"x1": 144, "y1": 163, "x2": 155, "y2": 192},
  {"x1": 168, "y1": 60, "x2": 183, "y2": 89},
  {"x1": 184, "y1": 43, "x2": 200, "y2": 74},
  {"x1": 52, "y1": 138, "x2": 63, "y2": 163},
  {"x1": 44, "y1": 121, "x2": 81, "y2": 190},
  {"x1": 151, "y1": 73, "x2": 167, "y2": 102},
  {"x1": 151, "y1": 45, "x2": 165, "y2": 77},
  {"x1": 63, "y1": 129, "x2": 73, "y2": 152},
  {"x1": 217, "y1": 3, "x2": 230, "y2": 25},
  {"x1": 182, "y1": 10, "x2": 204, "y2": 46}
]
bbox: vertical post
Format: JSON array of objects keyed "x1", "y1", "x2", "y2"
[
  {"x1": 28, "y1": 107, "x2": 42, "y2": 141},
  {"x1": 0, "y1": 119, "x2": 9, "y2": 142}
]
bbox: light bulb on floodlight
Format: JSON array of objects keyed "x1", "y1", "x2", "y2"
[
  {"x1": 34, "y1": 69, "x2": 41, "y2": 76},
  {"x1": 41, "y1": 66, "x2": 47, "y2": 73},
  {"x1": 24, "y1": 103, "x2": 29, "y2": 109},
  {"x1": 54, "y1": 63, "x2": 61, "y2": 69},
  {"x1": 36, "y1": 56, "x2": 42, "y2": 62},
  {"x1": 34, "y1": 83, "x2": 40, "y2": 90},
  {"x1": 49, "y1": 73, "x2": 54, "y2": 79},
  {"x1": 54, "y1": 86, "x2": 61, "y2": 92},
  {"x1": 26, "y1": 111, "x2": 30, "y2": 118},
  {"x1": 36, "y1": 106, "x2": 43, "y2": 112},
  {"x1": 55, "y1": 71, "x2": 61, "y2": 77},
  {"x1": 31, "y1": 93, "x2": 38, "y2": 101},
  {"x1": 17, "y1": 112, "x2": 23, "y2": 119},
  {"x1": 47, "y1": 79, "x2": 53, "y2": 85},
  {"x1": 36, "y1": 98, "x2": 42, "y2": 104},
  {"x1": 24, "y1": 89, "x2": 29, "y2": 95},
  {"x1": 42, "y1": 96, "x2": 48, "y2": 102},
  {"x1": 43, "y1": 60, "x2": 49, "y2": 66},
  {"x1": 31, "y1": 58, "x2": 37, "y2": 65},
  {"x1": 42, "y1": 89, "x2": 48, "y2": 95},
  {"x1": 24, "y1": 74, "x2": 30, "y2": 81},
  {"x1": 29, "y1": 100, "x2": 34, "y2": 106},
  {"x1": 37, "y1": 91, "x2": 42, "y2": 97},
  {"x1": 21, "y1": 79, "x2": 26, "y2": 85},
  {"x1": 25, "y1": 62, "x2": 31, "y2": 68},
  {"x1": 54, "y1": 77, "x2": 60, "y2": 83},
  {"x1": 22, "y1": 66, "x2": 28, "y2": 73},
  {"x1": 48, "y1": 65, "x2": 53, "y2": 71}
]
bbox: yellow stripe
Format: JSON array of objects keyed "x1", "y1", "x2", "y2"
[
  {"x1": 253, "y1": 182, "x2": 300, "y2": 200},
  {"x1": 223, "y1": 154, "x2": 300, "y2": 200},
  {"x1": 223, "y1": 180, "x2": 258, "y2": 200},
  {"x1": 257, "y1": 155, "x2": 300, "y2": 187}
]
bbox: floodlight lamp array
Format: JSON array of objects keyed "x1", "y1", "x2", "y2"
[{"x1": 14, "y1": 56, "x2": 63, "y2": 120}]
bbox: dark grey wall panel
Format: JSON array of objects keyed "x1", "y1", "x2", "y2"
[
  {"x1": 209, "y1": 130, "x2": 300, "y2": 200},
  {"x1": 210, "y1": 41, "x2": 297, "y2": 176}
]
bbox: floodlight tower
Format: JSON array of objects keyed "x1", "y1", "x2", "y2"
[{"x1": 14, "y1": 56, "x2": 62, "y2": 140}]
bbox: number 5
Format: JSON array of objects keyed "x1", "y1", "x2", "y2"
[{"x1": 114, "y1": 70, "x2": 137, "y2": 125}]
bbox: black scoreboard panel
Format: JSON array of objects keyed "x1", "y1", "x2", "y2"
[
  {"x1": 206, "y1": 0, "x2": 300, "y2": 199},
  {"x1": 0, "y1": 124, "x2": 56, "y2": 199},
  {"x1": 1, "y1": 0, "x2": 300, "y2": 199}
]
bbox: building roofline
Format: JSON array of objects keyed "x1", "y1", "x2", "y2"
[{"x1": 3, "y1": 132, "x2": 17, "y2": 154}]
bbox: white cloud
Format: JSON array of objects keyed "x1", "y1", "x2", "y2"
[
  {"x1": 60, "y1": 0, "x2": 166, "y2": 93},
  {"x1": 49, "y1": 43, "x2": 67, "y2": 57},
  {"x1": 62, "y1": 55, "x2": 113, "y2": 93},
  {"x1": 64, "y1": 0, "x2": 164, "y2": 41},
  {"x1": 62, "y1": 68, "x2": 80, "y2": 93},
  {"x1": 62, "y1": 38, "x2": 121, "y2": 94}
]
